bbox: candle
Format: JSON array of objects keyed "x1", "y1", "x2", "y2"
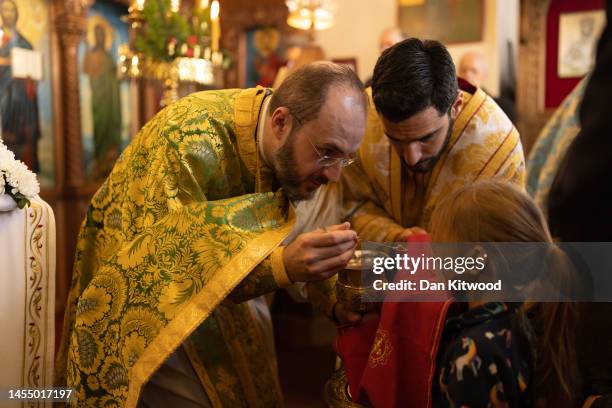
[
  {"x1": 212, "y1": 51, "x2": 223, "y2": 66},
  {"x1": 135, "y1": 0, "x2": 145, "y2": 11},
  {"x1": 210, "y1": 0, "x2": 220, "y2": 52},
  {"x1": 130, "y1": 55, "x2": 140, "y2": 77},
  {"x1": 170, "y1": 0, "x2": 180, "y2": 13}
]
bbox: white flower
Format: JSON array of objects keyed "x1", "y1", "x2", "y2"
[
  {"x1": 0, "y1": 141, "x2": 39, "y2": 201},
  {"x1": 0, "y1": 142, "x2": 15, "y2": 163}
]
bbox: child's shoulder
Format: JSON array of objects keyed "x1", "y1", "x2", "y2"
[
  {"x1": 442, "y1": 306, "x2": 523, "y2": 371},
  {"x1": 456, "y1": 314, "x2": 515, "y2": 351}
]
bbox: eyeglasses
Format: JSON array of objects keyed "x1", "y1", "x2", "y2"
[
  {"x1": 290, "y1": 111, "x2": 356, "y2": 168},
  {"x1": 306, "y1": 134, "x2": 356, "y2": 168}
]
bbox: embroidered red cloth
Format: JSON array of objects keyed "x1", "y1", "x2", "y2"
[{"x1": 335, "y1": 234, "x2": 452, "y2": 408}]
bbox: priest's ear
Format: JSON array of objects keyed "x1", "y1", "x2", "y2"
[
  {"x1": 450, "y1": 93, "x2": 463, "y2": 120},
  {"x1": 270, "y1": 107, "x2": 294, "y2": 141}
]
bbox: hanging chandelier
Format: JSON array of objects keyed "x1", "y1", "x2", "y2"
[{"x1": 285, "y1": 0, "x2": 337, "y2": 32}]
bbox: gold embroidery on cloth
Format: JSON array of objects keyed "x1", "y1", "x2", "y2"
[
  {"x1": 25, "y1": 202, "x2": 51, "y2": 389},
  {"x1": 368, "y1": 329, "x2": 392, "y2": 368}
]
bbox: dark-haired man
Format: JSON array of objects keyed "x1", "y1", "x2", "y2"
[
  {"x1": 343, "y1": 38, "x2": 525, "y2": 240},
  {"x1": 58, "y1": 62, "x2": 368, "y2": 407},
  {"x1": 330, "y1": 39, "x2": 526, "y2": 408}
]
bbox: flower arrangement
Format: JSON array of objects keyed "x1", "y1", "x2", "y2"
[
  {"x1": 131, "y1": 0, "x2": 231, "y2": 69},
  {"x1": 134, "y1": 0, "x2": 211, "y2": 62},
  {"x1": 0, "y1": 141, "x2": 40, "y2": 209}
]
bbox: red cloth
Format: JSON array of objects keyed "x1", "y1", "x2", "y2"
[{"x1": 335, "y1": 234, "x2": 452, "y2": 408}]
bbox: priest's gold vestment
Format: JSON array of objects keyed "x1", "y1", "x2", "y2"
[{"x1": 343, "y1": 87, "x2": 525, "y2": 241}]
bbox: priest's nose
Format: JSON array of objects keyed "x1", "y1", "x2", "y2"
[
  {"x1": 322, "y1": 163, "x2": 342, "y2": 183},
  {"x1": 402, "y1": 143, "x2": 422, "y2": 167}
]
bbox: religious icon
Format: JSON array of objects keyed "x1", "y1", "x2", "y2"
[
  {"x1": 0, "y1": 0, "x2": 44, "y2": 174},
  {"x1": 79, "y1": 1, "x2": 131, "y2": 182},
  {"x1": 245, "y1": 26, "x2": 285, "y2": 87},
  {"x1": 398, "y1": 0, "x2": 484, "y2": 44},
  {"x1": 558, "y1": 10, "x2": 606, "y2": 78}
]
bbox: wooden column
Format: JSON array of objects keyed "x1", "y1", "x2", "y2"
[
  {"x1": 517, "y1": 0, "x2": 552, "y2": 153},
  {"x1": 54, "y1": 0, "x2": 87, "y2": 189},
  {"x1": 52, "y1": 0, "x2": 89, "y2": 333}
]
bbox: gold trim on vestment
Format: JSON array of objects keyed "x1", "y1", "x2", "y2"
[
  {"x1": 271, "y1": 246, "x2": 292, "y2": 287},
  {"x1": 477, "y1": 127, "x2": 520, "y2": 180},
  {"x1": 234, "y1": 86, "x2": 269, "y2": 178},
  {"x1": 423, "y1": 88, "x2": 486, "y2": 203},
  {"x1": 215, "y1": 306, "x2": 261, "y2": 405},
  {"x1": 425, "y1": 300, "x2": 452, "y2": 408},
  {"x1": 125, "y1": 220, "x2": 295, "y2": 407},
  {"x1": 389, "y1": 148, "x2": 402, "y2": 224},
  {"x1": 246, "y1": 301, "x2": 285, "y2": 405},
  {"x1": 183, "y1": 339, "x2": 224, "y2": 408}
]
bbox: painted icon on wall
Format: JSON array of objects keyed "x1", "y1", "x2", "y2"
[
  {"x1": 398, "y1": 0, "x2": 484, "y2": 44},
  {"x1": 0, "y1": 0, "x2": 54, "y2": 185},
  {"x1": 245, "y1": 25, "x2": 285, "y2": 87},
  {"x1": 79, "y1": 0, "x2": 131, "y2": 181},
  {"x1": 558, "y1": 10, "x2": 606, "y2": 78}
]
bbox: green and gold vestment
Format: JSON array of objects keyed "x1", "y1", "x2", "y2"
[{"x1": 57, "y1": 87, "x2": 336, "y2": 407}]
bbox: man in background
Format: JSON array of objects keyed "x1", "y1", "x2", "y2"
[
  {"x1": 458, "y1": 50, "x2": 517, "y2": 122},
  {"x1": 457, "y1": 51, "x2": 489, "y2": 88},
  {"x1": 364, "y1": 27, "x2": 406, "y2": 87}
]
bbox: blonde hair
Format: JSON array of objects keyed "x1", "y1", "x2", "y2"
[
  {"x1": 430, "y1": 180, "x2": 578, "y2": 405},
  {"x1": 431, "y1": 180, "x2": 550, "y2": 243}
]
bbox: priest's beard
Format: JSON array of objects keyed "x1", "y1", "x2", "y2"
[
  {"x1": 273, "y1": 131, "x2": 326, "y2": 202},
  {"x1": 408, "y1": 116, "x2": 454, "y2": 173}
]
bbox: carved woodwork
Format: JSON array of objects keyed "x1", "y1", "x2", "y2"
[
  {"x1": 517, "y1": 0, "x2": 553, "y2": 153},
  {"x1": 54, "y1": 0, "x2": 88, "y2": 188}
]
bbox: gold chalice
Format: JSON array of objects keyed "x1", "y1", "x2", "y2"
[{"x1": 336, "y1": 249, "x2": 386, "y2": 314}]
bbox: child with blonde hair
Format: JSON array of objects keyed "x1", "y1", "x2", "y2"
[{"x1": 430, "y1": 180, "x2": 578, "y2": 408}]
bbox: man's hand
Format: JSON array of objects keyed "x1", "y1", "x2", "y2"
[
  {"x1": 396, "y1": 226, "x2": 428, "y2": 242},
  {"x1": 283, "y1": 222, "x2": 357, "y2": 283},
  {"x1": 333, "y1": 302, "x2": 379, "y2": 326}
]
